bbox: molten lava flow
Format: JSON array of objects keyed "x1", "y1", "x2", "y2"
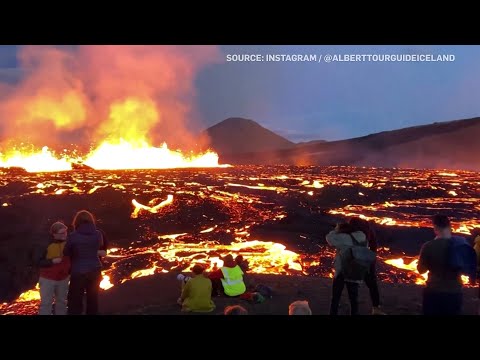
[
  {"x1": 130, "y1": 264, "x2": 159, "y2": 280},
  {"x1": 302, "y1": 180, "x2": 324, "y2": 189},
  {"x1": 156, "y1": 239, "x2": 303, "y2": 274},
  {"x1": 0, "y1": 142, "x2": 226, "y2": 172},
  {"x1": 16, "y1": 284, "x2": 41, "y2": 302},
  {"x1": 0, "y1": 95, "x2": 230, "y2": 171},
  {"x1": 131, "y1": 194, "x2": 174, "y2": 218},
  {"x1": 385, "y1": 257, "x2": 470, "y2": 285},
  {"x1": 0, "y1": 98, "x2": 227, "y2": 172},
  {"x1": 227, "y1": 183, "x2": 286, "y2": 192},
  {"x1": 384, "y1": 258, "x2": 428, "y2": 284},
  {"x1": 200, "y1": 226, "x2": 217, "y2": 233},
  {"x1": 329, "y1": 202, "x2": 480, "y2": 235},
  {"x1": 85, "y1": 98, "x2": 226, "y2": 170},
  {"x1": 0, "y1": 45, "x2": 226, "y2": 172},
  {"x1": 100, "y1": 274, "x2": 114, "y2": 290},
  {"x1": 0, "y1": 146, "x2": 72, "y2": 172},
  {"x1": 2, "y1": 165, "x2": 480, "y2": 315},
  {"x1": 84, "y1": 141, "x2": 225, "y2": 170}
]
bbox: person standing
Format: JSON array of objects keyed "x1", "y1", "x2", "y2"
[
  {"x1": 326, "y1": 223, "x2": 367, "y2": 315},
  {"x1": 349, "y1": 218, "x2": 385, "y2": 315},
  {"x1": 37, "y1": 222, "x2": 71, "y2": 315},
  {"x1": 417, "y1": 215, "x2": 463, "y2": 315},
  {"x1": 64, "y1": 210, "x2": 103, "y2": 315}
]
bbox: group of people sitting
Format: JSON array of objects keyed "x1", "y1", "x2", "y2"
[
  {"x1": 173, "y1": 217, "x2": 381, "y2": 315},
  {"x1": 36, "y1": 207, "x2": 478, "y2": 315},
  {"x1": 176, "y1": 254, "x2": 248, "y2": 313},
  {"x1": 176, "y1": 258, "x2": 313, "y2": 315}
]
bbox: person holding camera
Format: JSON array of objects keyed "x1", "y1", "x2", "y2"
[
  {"x1": 349, "y1": 217, "x2": 385, "y2": 315},
  {"x1": 326, "y1": 222, "x2": 367, "y2": 315}
]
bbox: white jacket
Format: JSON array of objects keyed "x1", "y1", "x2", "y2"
[{"x1": 325, "y1": 230, "x2": 367, "y2": 278}]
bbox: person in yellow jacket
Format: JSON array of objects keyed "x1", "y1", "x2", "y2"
[
  {"x1": 208, "y1": 254, "x2": 247, "y2": 297},
  {"x1": 220, "y1": 255, "x2": 246, "y2": 297},
  {"x1": 179, "y1": 264, "x2": 215, "y2": 313}
]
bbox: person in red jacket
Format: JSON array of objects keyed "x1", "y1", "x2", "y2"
[{"x1": 37, "y1": 222, "x2": 71, "y2": 315}]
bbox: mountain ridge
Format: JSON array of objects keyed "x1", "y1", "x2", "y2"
[{"x1": 203, "y1": 116, "x2": 480, "y2": 170}]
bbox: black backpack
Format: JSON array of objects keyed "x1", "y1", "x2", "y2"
[{"x1": 341, "y1": 233, "x2": 376, "y2": 281}]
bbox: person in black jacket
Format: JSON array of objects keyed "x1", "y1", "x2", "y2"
[
  {"x1": 417, "y1": 215, "x2": 463, "y2": 315},
  {"x1": 64, "y1": 210, "x2": 104, "y2": 315}
]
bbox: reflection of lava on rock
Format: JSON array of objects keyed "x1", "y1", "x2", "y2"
[
  {"x1": 71, "y1": 162, "x2": 94, "y2": 171},
  {"x1": 0, "y1": 166, "x2": 478, "y2": 314}
]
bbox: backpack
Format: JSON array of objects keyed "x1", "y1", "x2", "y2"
[
  {"x1": 255, "y1": 284, "x2": 273, "y2": 298},
  {"x1": 341, "y1": 233, "x2": 376, "y2": 281},
  {"x1": 447, "y1": 236, "x2": 477, "y2": 282}
]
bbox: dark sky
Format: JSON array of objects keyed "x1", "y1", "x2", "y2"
[{"x1": 1, "y1": 45, "x2": 480, "y2": 142}]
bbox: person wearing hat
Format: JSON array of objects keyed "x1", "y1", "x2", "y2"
[
  {"x1": 179, "y1": 264, "x2": 215, "y2": 312},
  {"x1": 36, "y1": 221, "x2": 71, "y2": 315}
]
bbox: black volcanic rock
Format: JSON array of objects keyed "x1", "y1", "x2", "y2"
[
  {"x1": 0, "y1": 166, "x2": 28, "y2": 174},
  {"x1": 203, "y1": 118, "x2": 294, "y2": 155},
  {"x1": 72, "y1": 162, "x2": 94, "y2": 171}
]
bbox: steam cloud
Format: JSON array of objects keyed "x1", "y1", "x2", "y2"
[{"x1": 0, "y1": 45, "x2": 221, "y2": 151}]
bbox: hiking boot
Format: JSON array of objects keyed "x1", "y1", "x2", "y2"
[{"x1": 372, "y1": 307, "x2": 387, "y2": 315}]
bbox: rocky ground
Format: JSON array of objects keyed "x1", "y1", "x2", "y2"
[
  {"x1": 0, "y1": 185, "x2": 447, "y2": 302},
  {"x1": 99, "y1": 273, "x2": 479, "y2": 315},
  {"x1": 1, "y1": 166, "x2": 477, "y2": 306}
]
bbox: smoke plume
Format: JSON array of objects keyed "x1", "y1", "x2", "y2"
[{"x1": 0, "y1": 45, "x2": 221, "y2": 151}]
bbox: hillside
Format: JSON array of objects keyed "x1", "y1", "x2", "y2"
[
  {"x1": 215, "y1": 117, "x2": 480, "y2": 170},
  {"x1": 202, "y1": 118, "x2": 295, "y2": 154}
]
